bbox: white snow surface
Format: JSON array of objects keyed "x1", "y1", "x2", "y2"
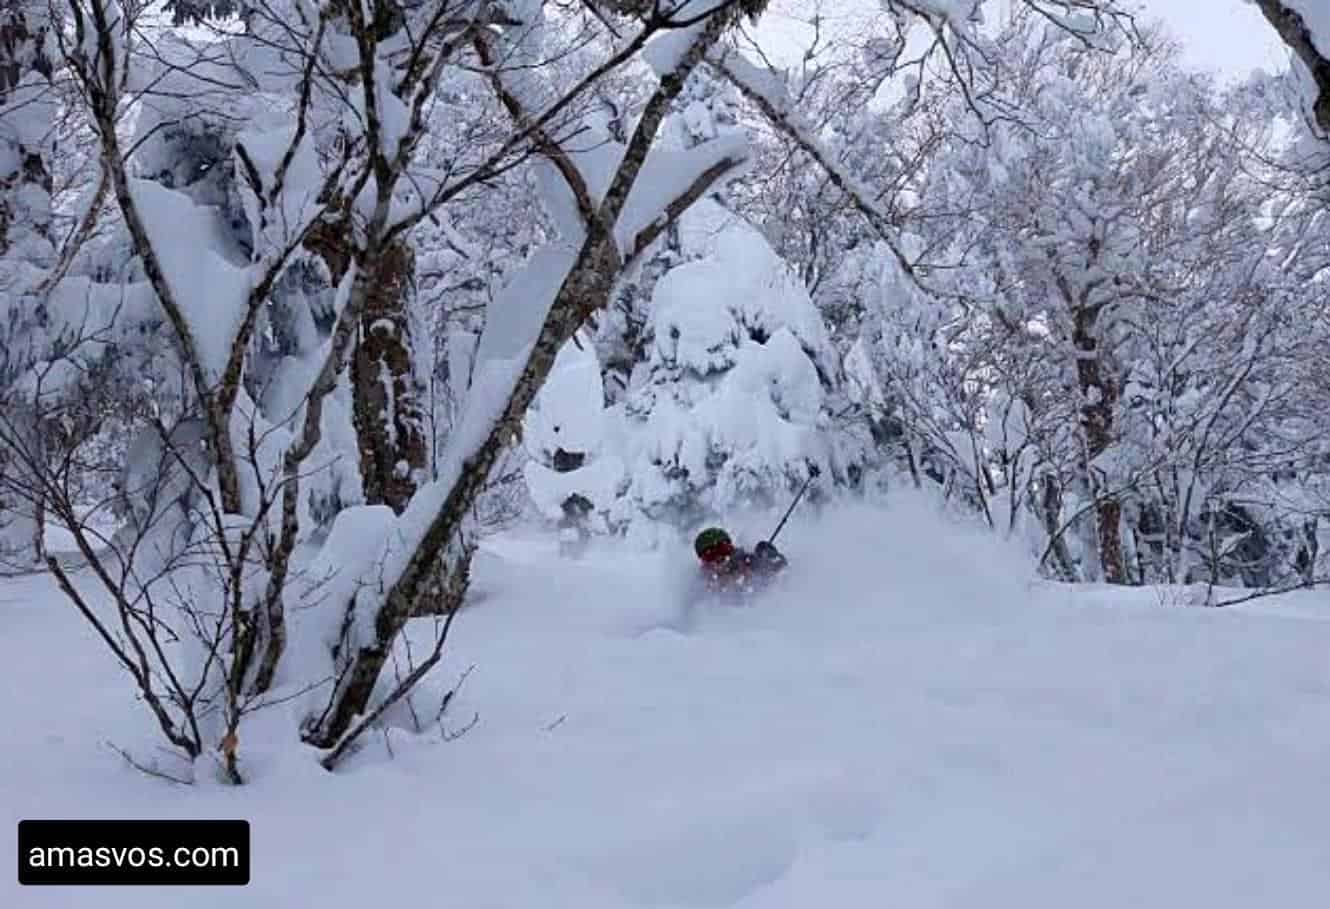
[{"x1": 4, "y1": 494, "x2": 1330, "y2": 907}]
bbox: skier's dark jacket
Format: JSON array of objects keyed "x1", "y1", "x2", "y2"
[{"x1": 700, "y1": 539, "x2": 787, "y2": 594}]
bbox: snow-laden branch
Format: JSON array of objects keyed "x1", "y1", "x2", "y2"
[{"x1": 706, "y1": 46, "x2": 923, "y2": 286}]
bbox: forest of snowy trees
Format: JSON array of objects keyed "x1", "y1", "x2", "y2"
[{"x1": 1, "y1": 0, "x2": 1328, "y2": 777}]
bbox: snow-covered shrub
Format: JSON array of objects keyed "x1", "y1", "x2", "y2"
[{"x1": 523, "y1": 332, "x2": 626, "y2": 549}]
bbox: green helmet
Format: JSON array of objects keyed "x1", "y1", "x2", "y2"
[{"x1": 694, "y1": 526, "x2": 732, "y2": 557}]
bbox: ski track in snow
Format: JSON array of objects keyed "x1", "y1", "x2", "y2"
[{"x1": 3, "y1": 495, "x2": 1329, "y2": 908}]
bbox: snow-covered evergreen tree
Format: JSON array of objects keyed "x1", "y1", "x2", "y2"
[{"x1": 605, "y1": 201, "x2": 836, "y2": 541}]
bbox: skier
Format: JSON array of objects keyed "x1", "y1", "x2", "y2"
[{"x1": 694, "y1": 526, "x2": 787, "y2": 596}]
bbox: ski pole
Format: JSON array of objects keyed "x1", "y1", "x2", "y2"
[{"x1": 766, "y1": 463, "x2": 820, "y2": 545}]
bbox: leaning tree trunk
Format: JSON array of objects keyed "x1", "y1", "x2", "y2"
[
  {"x1": 301, "y1": 3, "x2": 746, "y2": 753},
  {"x1": 1252, "y1": 0, "x2": 1330, "y2": 133},
  {"x1": 304, "y1": 238, "x2": 625, "y2": 751}
]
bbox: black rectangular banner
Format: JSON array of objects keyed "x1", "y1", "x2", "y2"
[{"x1": 18, "y1": 820, "x2": 249, "y2": 885}]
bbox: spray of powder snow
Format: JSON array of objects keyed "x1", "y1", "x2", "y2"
[{"x1": 487, "y1": 490, "x2": 1040, "y2": 639}]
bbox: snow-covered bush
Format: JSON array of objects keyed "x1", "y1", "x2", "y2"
[{"x1": 523, "y1": 332, "x2": 626, "y2": 549}]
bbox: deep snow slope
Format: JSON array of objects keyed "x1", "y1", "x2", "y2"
[{"x1": 3, "y1": 496, "x2": 1329, "y2": 908}]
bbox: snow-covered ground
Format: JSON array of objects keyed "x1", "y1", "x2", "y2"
[{"x1": 4, "y1": 495, "x2": 1329, "y2": 907}]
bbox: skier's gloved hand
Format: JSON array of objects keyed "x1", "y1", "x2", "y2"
[{"x1": 755, "y1": 540, "x2": 781, "y2": 561}]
